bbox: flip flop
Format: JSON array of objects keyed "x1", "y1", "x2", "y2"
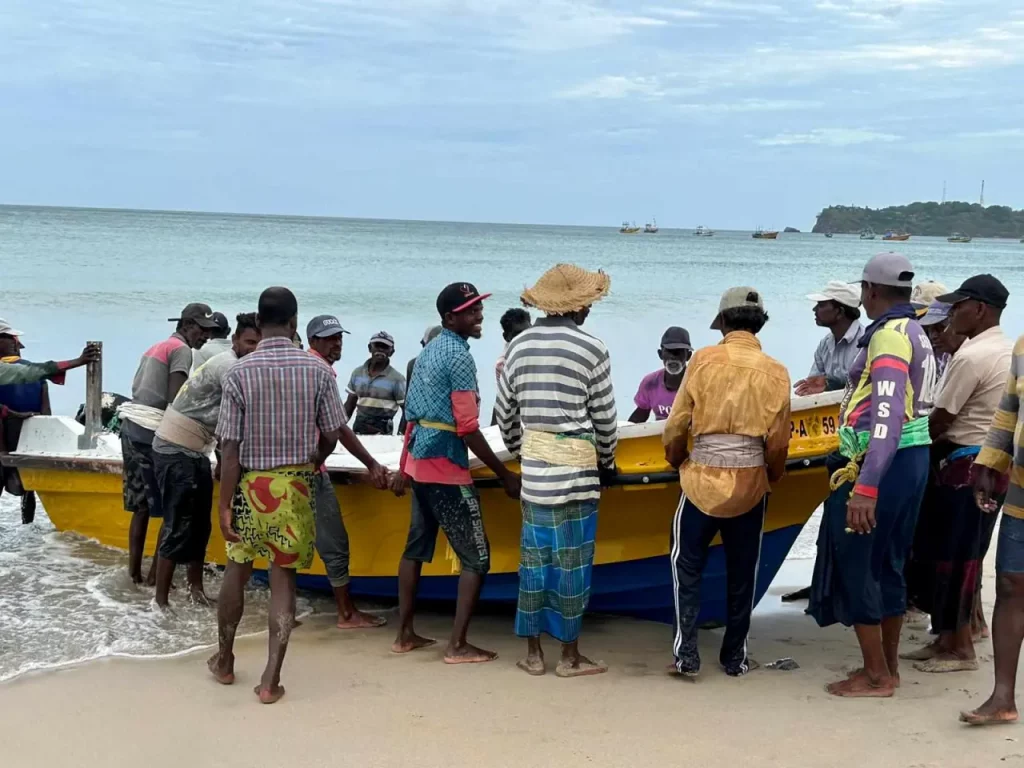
[
  {"x1": 516, "y1": 658, "x2": 546, "y2": 676},
  {"x1": 913, "y1": 657, "x2": 979, "y2": 673},
  {"x1": 960, "y1": 709, "x2": 1019, "y2": 726},
  {"x1": 555, "y1": 659, "x2": 608, "y2": 678},
  {"x1": 899, "y1": 645, "x2": 940, "y2": 661}
]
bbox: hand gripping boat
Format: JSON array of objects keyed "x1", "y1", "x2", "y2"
[{"x1": 2, "y1": 392, "x2": 842, "y2": 624}]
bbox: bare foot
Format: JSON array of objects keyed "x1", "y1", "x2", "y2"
[
  {"x1": 555, "y1": 656, "x2": 608, "y2": 678},
  {"x1": 391, "y1": 633, "x2": 437, "y2": 654},
  {"x1": 253, "y1": 684, "x2": 286, "y2": 704},
  {"x1": 899, "y1": 642, "x2": 941, "y2": 661},
  {"x1": 443, "y1": 643, "x2": 498, "y2": 665},
  {"x1": 207, "y1": 653, "x2": 235, "y2": 685},
  {"x1": 189, "y1": 589, "x2": 215, "y2": 607},
  {"x1": 973, "y1": 626, "x2": 990, "y2": 641},
  {"x1": 516, "y1": 656, "x2": 546, "y2": 676},
  {"x1": 846, "y1": 667, "x2": 899, "y2": 687},
  {"x1": 960, "y1": 698, "x2": 1019, "y2": 726},
  {"x1": 827, "y1": 670, "x2": 895, "y2": 698},
  {"x1": 336, "y1": 610, "x2": 387, "y2": 630}
]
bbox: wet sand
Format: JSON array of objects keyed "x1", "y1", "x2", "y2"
[{"x1": 2, "y1": 560, "x2": 1018, "y2": 768}]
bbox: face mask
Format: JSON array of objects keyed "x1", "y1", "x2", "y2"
[{"x1": 664, "y1": 359, "x2": 685, "y2": 376}]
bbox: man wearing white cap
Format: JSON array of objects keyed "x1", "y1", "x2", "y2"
[{"x1": 794, "y1": 281, "x2": 864, "y2": 397}]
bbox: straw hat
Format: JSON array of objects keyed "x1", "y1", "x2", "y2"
[{"x1": 521, "y1": 264, "x2": 611, "y2": 314}]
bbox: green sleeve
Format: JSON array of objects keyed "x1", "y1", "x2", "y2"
[{"x1": 0, "y1": 361, "x2": 60, "y2": 386}]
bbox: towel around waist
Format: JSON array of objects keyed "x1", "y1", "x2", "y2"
[
  {"x1": 155, "y1": 407, "x2": 214, "y2": 453},
  {"x1": 521, "y1": 430, "x2": 598, "y2": 468},
  {"x1": 690, "y1": 434, "x2": 765, "y2": 468}
]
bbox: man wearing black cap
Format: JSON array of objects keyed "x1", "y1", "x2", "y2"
[
  {"x1": 629, "y1": 327, "x2": 692, "y2": 423},
  {"x1": 191, "y1": 311, "x2": 232, "y2": 372},
  {"x1": 901, "y1": 276, "x2": 1012, "y2": 674},
  {"x1": 344, "y1": 331, "x2": 407, "y2": 436},
  {"x1": 391, "y1": 282, "x2": 521, "y2": 664},
  {"x1": 306, "y1": 314, "x2": 387, "y2": 630},
  {"x1": 120, "y1": 302, "x2": 219, "y2": 585}
]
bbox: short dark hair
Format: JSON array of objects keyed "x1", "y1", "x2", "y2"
[
  {"x1": 869, "y1": 283, "x2": 913, "y2": 302},
  {"x1": 834, "y1": 302, "x2": 861, "y2": 321},
  {"x1": 720, "y1": 306, "x2": 769, "y2": 334},
  {"x1": 257, "y1": 286, "x2": 298, "y2": 327},
  {"x1": 500, "y1": 308, "x2": 531, "y2": 335},
  {"x1": 235, "y1": 312, "x2": 259, "y2": 336}
]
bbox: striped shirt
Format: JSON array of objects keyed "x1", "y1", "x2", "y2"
[
  {"x1": 216, "y1": 336, "x2": 345, "y2": 470},
  {"x1": 495, "y1": 316, "x2": 617, "y2": 506},
  {"x1": 977, "y1": 334, "x2": 1024, "y2": 520}
]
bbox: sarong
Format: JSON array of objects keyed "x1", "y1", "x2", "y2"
[
  {"x1": 226, "y1": 465, "x2": 316, "y2": 569},
  {"x1": 916, "y1": 444, "x2": 1003, "y2": 633},
  {"x1": 515, "y1": 500, "x2": 598, "y2": 643}
]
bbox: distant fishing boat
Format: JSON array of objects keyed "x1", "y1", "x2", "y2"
[
  {"x1": 859, "y1": 228, "x2": 876, "y2": 240},
  {"x1": 644, "y1": 218, "x2": 659, "y2": 234},
  {"x1": 882, "y1": 231, "x2": 910, "y2": 242},
  {"x1": 947, "y1": 232, "x2": 972, "y2": 243},
  {"x1": 824, "y1": 232, "x2": 834, "y2": 238},
  {"x1": 693, "y1": 225, "x2": 714, "y2": 237},
  {"x1": 619, "y1": 221, "x2": 640, "y2": 234},
  {"x1": 752, "y1": 228, "x2": 779, "y2": 240}
]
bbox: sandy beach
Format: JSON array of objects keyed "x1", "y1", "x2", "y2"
[{"x1": 1, "y1": 560, "x2": 1019, "y2": 768}]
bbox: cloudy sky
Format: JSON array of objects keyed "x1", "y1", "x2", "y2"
[{"x1": 2, "y1": 0, "x2": 1022, "y2": 227}]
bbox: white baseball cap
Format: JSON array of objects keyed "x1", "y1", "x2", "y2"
[
  {"x1": 806, "y1": 281, "x2": 861, "y2": 309},
  {"x1": 0, "y1": 318, "x2": 25, "y2": 337}
]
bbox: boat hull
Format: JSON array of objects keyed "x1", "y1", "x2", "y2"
[{"x1": 12, "y1": 396, "x2": 841, "y2": 624}]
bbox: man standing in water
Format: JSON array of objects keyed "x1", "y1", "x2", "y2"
[
  {"x1": 208, "y1": 288, "x2": 388, "y2": 703},
  {"x1": 961, "y1": 331, "x2": 1024, "y2": 725},
  {"x1": 629, "y1": 327, "x2": 692, "y2": 423},
  {"x1": 496, "y1": 264, "x2": 617, "y2": 677},
  {"x1": 306, "y1": 314, "x2": 388, "y2": 629},
  {"x1": 809, "y1": 252, "x2": 935, "y2": 698},
  {"x1": 794, "y1": 281, "x2": 864, "y2": 396},
  {"x1": 391, "y1": 282, "x2": 521, "y2": 664},
  {"x1": 344, "y1": 331, "x2": 407, "y2": 435},
  {"x1": 150, "y1": 313, "x2": 262, "y2": 608},
  {"x1": 663, "y1": 287, "x2": 791, "y2": 677},
  {"x1": 121, "y1": 304, "x2": 219, "y2": 585}
]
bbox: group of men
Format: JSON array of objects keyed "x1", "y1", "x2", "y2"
[{"x1": 4, "y1": 253, "x2": 1024, "y2": 724}]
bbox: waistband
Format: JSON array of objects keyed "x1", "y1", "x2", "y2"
[
  {"x1": 155, "y1": 407, "x2": 214, "y2": 453},
  {"x1": 117, "y1": 402, "x2": 165, "y2": 432},
  {"x1": 417, "y1": 419, "x2": 456, "y2": 433},
  {"x1": 838, "y1": 415, "x2": 931, "y2": 460},
  {"x1": 521, "y1": 429, "x2": 597, "y2": 468},
  {"x1": 690, "y1": 434, "x2": 766, "y2": 468}
]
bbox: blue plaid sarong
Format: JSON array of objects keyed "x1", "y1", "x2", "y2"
[{"x1": 515, "y1": 500, "x2": 598, "y2": 643}]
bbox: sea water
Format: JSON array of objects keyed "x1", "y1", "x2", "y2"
[{"x1": 2, "y1": 205, "x2": 1022, "y2": 679}]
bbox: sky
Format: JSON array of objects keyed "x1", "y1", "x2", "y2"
[{"x1": 2, "y1": 0, "x2": 1023, "y2": 229}]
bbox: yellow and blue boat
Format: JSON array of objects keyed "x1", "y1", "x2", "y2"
[{"x1": 4, "y1": 391, "x2": 841, "y2": 624}]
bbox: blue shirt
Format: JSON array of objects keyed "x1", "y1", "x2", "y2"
[
  {"x1": 405, "y1": 329, "x2": 478, "y2": 469},
  {"x1": 0, "y1": 358, "x2": 46, "y2": 413}
]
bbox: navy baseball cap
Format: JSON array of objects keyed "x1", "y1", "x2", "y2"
[
  {"x1": 436, "y1": 283, "x2": 491, "y2": 318},
  {"x1": 937, "y1": 274, "x2": 1009, "y2": 310}
]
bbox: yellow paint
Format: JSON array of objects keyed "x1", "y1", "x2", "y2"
[{"x1": 20, "y1": 401, "x2": 839, "y2": 578}]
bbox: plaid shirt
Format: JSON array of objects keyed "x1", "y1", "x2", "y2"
[
  {"x1": 405, "y1": 329, "x2": 478, "y2": 469},
  {"x1": 216, "y1": 336, "x2": 345, "y2": 470}
]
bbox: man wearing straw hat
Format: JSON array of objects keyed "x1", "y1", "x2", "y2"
[
  {"x1": 495, "y1": 264, "x2": 618, "y2": 677},
  {"x1": 663, "y1": 287, "x2": 791, "y2": 678}
]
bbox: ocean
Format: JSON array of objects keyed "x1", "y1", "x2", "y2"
[{"x1": 2, "y1": 204, "x2": 1022, "y2": 681}]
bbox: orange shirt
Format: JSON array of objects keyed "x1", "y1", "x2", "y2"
[{"x1": 662, "y1": 331, "x2": 791, "y2": 518}]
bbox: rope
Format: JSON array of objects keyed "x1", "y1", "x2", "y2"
[{"x1": 117, "y1": 402, "x2": 165, "y2": 432}]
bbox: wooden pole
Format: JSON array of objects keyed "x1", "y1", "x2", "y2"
[{"x1": 78, "y1": 342, "x2": 103, "y2": 450}]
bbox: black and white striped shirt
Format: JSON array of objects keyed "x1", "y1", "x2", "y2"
[{"x1": 495, "y1": 316, "x2": 618, "y2": 505}]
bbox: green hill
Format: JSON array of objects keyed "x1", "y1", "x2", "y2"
[{"x1": 812, "y1": 202, "x2": 1024, "y2": 238}]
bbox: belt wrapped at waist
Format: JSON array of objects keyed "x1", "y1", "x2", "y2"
[
  {"x1": 155, "y1": 407, "x2": 214, "y2": 454},
  {"x1": 689, "y1": 434, "x2": 765, "y2": 468},
  {"x1": 416, "y1": 419, "x2": 456, "y2": 433},
  {"x1": 521, "y1": 429, "x2": 597, "y2": 468}
]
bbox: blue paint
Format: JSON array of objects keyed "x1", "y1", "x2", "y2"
[{"x1": 287, "y1": 524, "x2": 804, "y2": 625}]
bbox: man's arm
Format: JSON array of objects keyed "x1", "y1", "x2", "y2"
[
  {"x1": 588, "y1": 349, "x2": 618, "y2": 473},
  {"x1": 628, "y1": 407, "x2": 651, "y2": 424},
  {"x1": 454, "y1": 390, "x2": 520, "y2": 498},
  {"x1": 663, "y1": 366, "x2": 695, "y2": 468},
  {"x1": 765, "y1": 380, "x2": 792, "y2": 483},
  {"x1": 930, "y1": 354, "x2": 977, "y2": 442},
  {"x1": 217, "y1": 440, "x2": 242, "y2": 542},
  {"x1": 0, "y1": 343, "x2": 99, "y2": 386},
  {"x1": 494, "y1": 365, "x2": 522, "y2": 455},
  {"x1": 343, "y1": 393, "x2": 357, "y2": 424},
  {"x1": 167, "y1": 346, "x2": 193, "y2": 402},
  {"x1": 40, "y1": 382, "x2": 51, "y2": 416},
  {"x1": 976, "y1": 346, "x2": 1021, "y2": 475},
  {"x1": 629, "y1": 377, "x2": 652, "y2": 424},
  {"x1": 854, "y1": 328, "x2": 912, "y2": 498}
]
